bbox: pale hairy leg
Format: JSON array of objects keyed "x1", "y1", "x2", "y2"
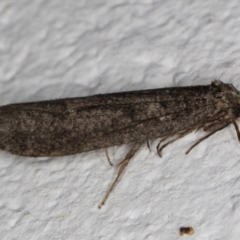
[
  {"x1": 185, "y1": 120, "x2": 231, "y2": 154},
  {"x1": 104, "y1": 148, "x2": 113, "y2": 166},
  {"x1": 98, "y1": 142, "x2": 143, "y2": 209}
]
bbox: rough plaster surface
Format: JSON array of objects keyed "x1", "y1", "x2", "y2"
[{"x1": 1, "y1": 1, "x2": 240, "y2": 239}]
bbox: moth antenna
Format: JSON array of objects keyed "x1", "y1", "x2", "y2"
[{"x1": 98, "y1": 142, "x2": 143, "y2": 209}]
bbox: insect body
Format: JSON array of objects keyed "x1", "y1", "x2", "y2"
[{"x1": 0, "y1": 80, "x2": 240, "y2": 207}]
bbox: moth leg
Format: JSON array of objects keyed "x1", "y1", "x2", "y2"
[
  {"x1": 185, "y1": 120, "x2": 231, "y2": 154},
  {"x1": 98, "y1": 142, "x2": 143, "y2": 209},
  {"x1": 104, "y1": 148, "x2": 113, "y2": 166},
  {"x1": 146, "y1": 140, "x2": 151, "y2": 152},
  {"x1": 202, "y1": 111, "x2": 228, "y2": 132},
  {"x1": 157, "y1": 135, "x2": 172, "y2": 148},
  {"x1": 231, "y1": 118, "x2": 240, "y2": 142},
  {"x1": 156, "y1": 133, "x2": 177, "y2": 156},
  {"x1": 157, "y1": 112, "x2": 229, "y2": 157},
  {"x1": 203, "y1": 121, "x2": 220, "y2": 132},
  {"x1": 157, "y1": 138, "x2": 177, "y2": 157},
  {"x1": 157, "y1": 128, "x2": 195, "y2": 157},
  {"x1": 203, "y1": 118, "x2": 227, "y2": 132},
  {"x1": 206, "y1": 110, "x2": 228, "y2": 122}
]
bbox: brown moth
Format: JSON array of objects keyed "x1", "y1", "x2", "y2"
[{"x1": 0, "y1": 80, "x2": 240, "y2": 208}]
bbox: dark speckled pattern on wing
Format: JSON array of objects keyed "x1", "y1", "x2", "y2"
[{"x1": 0, "y1": 80, "x2": 239, "y2": 156}]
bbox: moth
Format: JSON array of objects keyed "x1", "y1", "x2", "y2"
[{"x1": 0, "y1": 80, "x2": 240, "y2": 208}]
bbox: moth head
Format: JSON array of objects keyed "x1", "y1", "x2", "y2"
[
  {"x1": 212, "y1": 80, "x2": 240, "y2": 110},
  {"x1": 212, "y1": 80, "x2": 240, "y2": 94}
]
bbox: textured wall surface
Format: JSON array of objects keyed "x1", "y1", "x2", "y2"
[{"x1": 1, "y1": 1, "x2": 240, "y2": 239}]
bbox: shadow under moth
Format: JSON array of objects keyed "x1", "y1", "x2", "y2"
[{"x1": 1, "y1": 80, "x2": 240, "y2": 208}]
